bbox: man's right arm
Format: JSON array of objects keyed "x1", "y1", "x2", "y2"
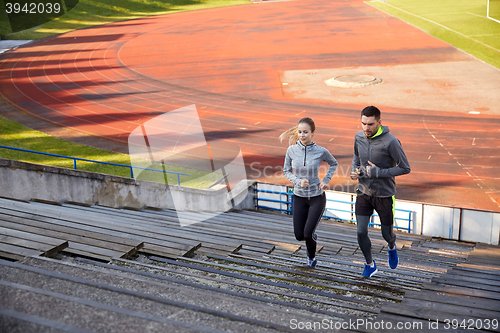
[{"x1": 350, "y1": 138, "x2": 361, "y2": 180}]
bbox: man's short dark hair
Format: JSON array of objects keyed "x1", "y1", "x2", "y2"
[{"x1": 361, "y1": 106, "x2": 381, "y2": 120}]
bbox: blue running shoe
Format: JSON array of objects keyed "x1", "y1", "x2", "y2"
[
  {"x1": 307, "y1": 257, "x2": 317, "y2": 268},
  {"x1": 388, "y1": 244, "x2": 398, "y2": 269},
  {"x1": 362, "y1": 260, "x2": 378, "y2": 277}
]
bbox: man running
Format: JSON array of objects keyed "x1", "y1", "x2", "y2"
[{"x1": 350, "y1": 106, "x2": 411, "y2": 277}]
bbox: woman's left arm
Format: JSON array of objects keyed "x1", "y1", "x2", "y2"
[{"x1": 322, "y1": 149, "x2": 338, "y2": 184}]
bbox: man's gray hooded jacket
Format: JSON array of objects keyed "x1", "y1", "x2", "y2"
[{"x1": 351, "y1": 126, "x2": 411, "y2": 197}]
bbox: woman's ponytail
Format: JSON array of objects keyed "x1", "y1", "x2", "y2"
[{"x1": 279, "y1": 126, "x2": 299, "y2": 146}]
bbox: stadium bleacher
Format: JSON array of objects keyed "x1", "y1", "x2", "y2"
[{"x1": 0, "y1": 196, "x2": 499, "y2": 332}]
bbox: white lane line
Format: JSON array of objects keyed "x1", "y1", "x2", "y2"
[
  {"x1": 472, "y1": 138, "x2": 476, "y2": 145},
  {"x1": 422, "y1": 116, "x2": 499, "y2": 207}
]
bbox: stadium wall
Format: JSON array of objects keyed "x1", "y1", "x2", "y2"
[{"x1": 0, "y1": 158, "x2": 255, "y2": 212}]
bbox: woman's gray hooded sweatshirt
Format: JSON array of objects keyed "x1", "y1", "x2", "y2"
[{"x1": 284, "y1": 141, "x2": 338, "y2": 198}]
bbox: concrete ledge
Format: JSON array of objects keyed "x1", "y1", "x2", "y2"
[
  {"x1": 0, "y1": 159, "x2": 255, "y2": 212},
  {"x1": 0, "y1": 40, "x2": 33, "y2": 55}
]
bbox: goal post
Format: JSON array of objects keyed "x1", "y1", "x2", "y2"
[{"x1": 487, "y1": 0, "x2": 500, "y2": 23}]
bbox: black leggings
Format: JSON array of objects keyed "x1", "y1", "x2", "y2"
[
  {"x1": 356, "y1": 215, "x2": 396, "y2": 264},
  {"x1": 292, "y1": 193, "x2": 326, "y2": 259}
]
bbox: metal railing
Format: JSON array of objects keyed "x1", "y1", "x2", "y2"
[
  {"x1": 254, "y1": 185, "x2": 412, "y2": 233},
  {"x1": 0, "y1": 145, "x2": 188, "y2": 186}
]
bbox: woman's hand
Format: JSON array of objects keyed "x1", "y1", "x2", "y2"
[
  {"x1": 300, "y1": 179, "x2": 309, "y2": 188},
  {"x1": 319, "y1": 181, "x2": 328, "y2": 190}
]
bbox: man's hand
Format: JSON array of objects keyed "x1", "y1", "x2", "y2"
[
  {"x1": 319, "y1": 181, "x2": 328, "y2": 190},
  {"x1": 350, "y1": 168, "x2": 360, "y2": 180},
  {"x1": 366, "y1": 161, "x2": 376, "y2": 176},
  {"x1": 300, "y1": 179, "x2": 309, "y2": 188}
]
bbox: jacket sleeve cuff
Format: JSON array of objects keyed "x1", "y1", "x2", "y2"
[{"x1": 369, "y1": 166, "x2": 380, "y2": 178}]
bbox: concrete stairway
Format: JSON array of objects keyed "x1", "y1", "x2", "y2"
[{"x1": 0, "y1": 197, "x2": 499, "y2": 332}]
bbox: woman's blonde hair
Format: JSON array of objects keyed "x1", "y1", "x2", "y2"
[{"x1": 279, "y1": 117, "x2": 315, "y2": 146}]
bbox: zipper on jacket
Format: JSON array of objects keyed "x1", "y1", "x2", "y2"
[{"x1": 304, "y1": 145, "x2": 307, "y2": 166}]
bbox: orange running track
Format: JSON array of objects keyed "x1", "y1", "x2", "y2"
[{"x1": 1, "y1": 0, "x2": 500, "y2": 211}]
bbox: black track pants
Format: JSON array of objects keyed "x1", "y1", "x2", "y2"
[{"x1": 292, "y1": 193, "x2": 326, "y2": 259}]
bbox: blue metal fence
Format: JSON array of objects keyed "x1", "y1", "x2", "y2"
[
  {"x1": 254, "y1": 186, "x2": 412, "y2": 233},
  {"x1": 0, "y1": 145, "x2": 188, "y2": 186}
]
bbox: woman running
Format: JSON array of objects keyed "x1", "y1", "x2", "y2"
[{"x1": 281, "y1": 117, "x2": 338, "y2": 268}]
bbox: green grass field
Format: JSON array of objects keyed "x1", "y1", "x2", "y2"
[
  {"x1": 0, "y1": 115, "x2": 223, "y2": 188},
  {"x1": 368, "y1": 0, "x2": 500, "y2": 69},
  {"x1": 0, "y1": 0, "x2": 250, "y2": 39}
]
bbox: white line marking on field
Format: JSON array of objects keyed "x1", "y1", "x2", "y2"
[
  {"x1": 467, "y1": 172, "x2": 472, "y2": 177},
  {"x1": 469, "y1": 33, "x2": 500, "y2": 37},
  {"x1": 472, "y1": 138, "x2": 476, "y2": 145},
  {"x1": 466, "y1": 12, "x2": 486, "y2": 19},
  {"x1": 376, "y1": 3, "x2": 500, "y2": 52}
]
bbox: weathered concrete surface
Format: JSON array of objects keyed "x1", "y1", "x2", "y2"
[
  {"x1": 0, "y1": 159, "x2": 255, "y2": 212},
  {"x1": 280, "y1": 61, "x2": 500, "y2": 114}
]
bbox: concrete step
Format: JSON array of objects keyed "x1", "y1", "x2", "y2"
[
  {"x1": 0, "y1": 307, "x2": 99, "y2": 333},
  {"x1": 2, "y1": 256, "x2": 342, "y2": 332},
  {"x1": 0, "y1": 280, "x2": 219, "y2": 333},
  {"x1": 110, "y1": 257, "x2": 375, "y2": 319}
]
